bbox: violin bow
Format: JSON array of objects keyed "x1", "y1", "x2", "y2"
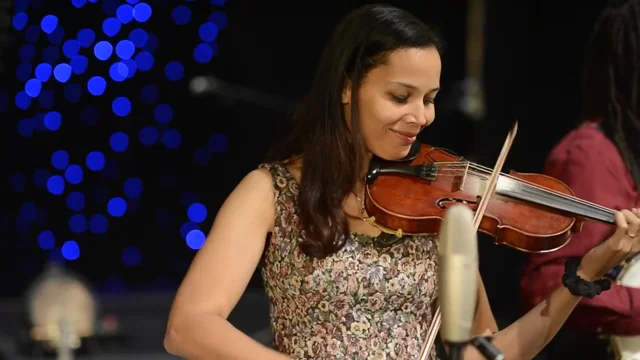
[{"x1": 418, "y1": 120, "x2": 519, "y2": 360}]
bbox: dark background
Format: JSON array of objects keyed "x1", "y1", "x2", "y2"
[{"x1": 0, "y1": 0, "x2": 613, "y2": 354}]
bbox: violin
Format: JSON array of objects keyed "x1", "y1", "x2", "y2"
[
  {"x1": 371, "y1": 122, "x2": 621, "y2": 360},
  {"x1": 363, "y1": 140, "x2": 617, "y2": 253}
]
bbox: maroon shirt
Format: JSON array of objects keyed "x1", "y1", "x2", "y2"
[{"x1": 520, "y1": 122, "x2": 640, "y2": 335}]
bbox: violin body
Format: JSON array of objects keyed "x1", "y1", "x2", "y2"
[{"x1": 364, "y1": 143, "x2": 588, "y2": 253}]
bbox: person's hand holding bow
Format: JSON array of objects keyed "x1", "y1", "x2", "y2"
[{"x1": 578, "y1": 209, "x2": 640, "y2": 281}]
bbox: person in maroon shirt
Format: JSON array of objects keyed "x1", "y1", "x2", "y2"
[{"x1": 520, "y1": 1, "x2": 640, "y2": 359}]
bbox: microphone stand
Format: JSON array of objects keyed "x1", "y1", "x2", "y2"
[{"x1": 444, "y1": 336, "x2": 504, "y2": 360}]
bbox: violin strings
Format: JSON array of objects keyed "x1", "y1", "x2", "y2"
[{"x1": 429, "y1": 161, "x2": 615, "y2": 216}]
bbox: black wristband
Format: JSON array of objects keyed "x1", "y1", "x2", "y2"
[{"x1": 562, "y1": 258, "x2": 612, "y2": 299}]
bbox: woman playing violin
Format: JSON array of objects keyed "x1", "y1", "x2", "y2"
[{"x1": 163, "y1": 4, "x2": 640, "y2": 359}]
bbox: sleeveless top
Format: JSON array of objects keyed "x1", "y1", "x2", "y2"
[{"x1": 259, "y1": 162, "x2": 441, "y2": 360}]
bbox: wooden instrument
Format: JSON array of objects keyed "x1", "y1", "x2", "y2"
[{"x1": 362, "y1": 121, "x2": 621, "y2": 358}]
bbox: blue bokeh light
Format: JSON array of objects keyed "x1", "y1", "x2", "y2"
[
  {"x1": 186, "y1": 229, "x2": 206, "y2": 250},
  {"x1": 193, "y1": 43, "x2": 214, "y2": 63},
  {"x1": 77, "y1": 28, "x2": 96, "y2": 48},
  {"x1": 61, "y1": 240, "x2": 80, "y2": 260},
  {"x1": 153, "y1": 104, "x2": 172, "y2": 123},
  {"x1": 133, "y1": 3, "x2": 152, "y2": 22},
  {"x1": 62, "y1": 39, "x2": 80, "y2": 58},
  {"x1": 122, "y1": 246, "x2": 141, "y2": 267},
  {"x1": 35, "y1": 63, "x2": 52, "y2": 82},
  {"x1": 143, "y1": 33, "x2": 158, "y2": 52},
  {"x1": 101, "y1": 0, "x2": 119, "y2": 14},
  {"x1": 116, "y1": 4, "x2": 134, "y2": 24},
  {"x1": 89, "y1": 214, "x2": 109, "y2": 234},
  {"x1": 12, "y1": 12, "x2": 28, "y2": 31},
  {"x1": 115, "y1": 40, "x2": 135, "y2": 59},
  {"x1": 187, "y1": 203, "x2": 207, "y2": 223},
  {"x1": 165, "y1": 61, "x2": 184, "y2": 81},
  {"x1": 51, "y1": 150, "x2": 69, "y2": 170},
  {"x1": 112, "y1": 97, "x2": 131, "y2": 116},
  {"x1": 138, "y1": 126, "x2": 158, "y2": 146},
  {"x1": 53, "y1": 63, "x2": 72, "y2": 83},
  {"x1": 34, "y1": 169, "x2": 52, "y2": 189},
  {"x1": 209, "y1": 12, "x2": 228, "y2": 29},
  {"x1": 172, "y1": 5, "x2": 191, "y2": 25},
  {"x1": 72, "y1": 0, "x2": 88, "y2": 8},
  {"x1": 198, "y1": 22, "x2": 219, "y2": 42},
  {"x1": 109, "y1": 132, "x2": 129, "y2": 152},
  {"x1": 44, "y1": 111, "x2": 62, "y2": 131},
  {"x1": 94, "y1": 41, "x2": 113, "y2": 61},
  {"x1": 40, "y1": 15, "x2": 58, "y2": 34},
  {"x1": 88, "y1": 76, "x2": 107, "y2": 96},
  {"x1": 69, "y1": 214, "x2": 87, "y2": 233},
  {"x1": 103, "y1": 17, "x2": 121, "y2": 37},
  {"x1": 15, "y1": 91, "x2": 31, "y2": 110},
  {"x1": 25, "y1": 79, "x2": 42, "y2": 97},
  {"x1": 64, "y1": 164, "x2": 84, "y2": 185},
  {"x1": 109, "y1": 62, "x2": 128, "y2": 81},
  {"x1": 66, "y1": 191, "x2": 85, "y2": 211},
  {"x1": 48, "y1": 26, "x2": 65, "y2": 45},
  {"x1": 129, "y1": 28, "x2": 148, "y2": 48},
  {"x1": 19, "y1": 44, "x2": 35, "y2": 62},
  {"x1": 71, "y1": 55, "x2": 89, "y2": 75},
  {"x1": 107, "y1": 197, "x2": 127, "y2": 217},
  {"x1": 19, "y1": 201, "x2": 37, "y2": 221},
  {"x1": 38, "y1": 230, "x2": 55, "y2": 250},
  {"x1": 47, "y1": 175, "x2": 65, "y2": 195},
  {"x1": 124, "y1": 178, "x2": 143, "y2": 198},
  {"x1": 134, "y1": 51, "x2": 154, "y2": 71},
  {"x1": 86, "y1": 151, "x2": 106, "y2": 171},
  {"x1": 180, "y1": 221, "x2": 198, "y2": 238},
  {"x1": 162, "y1": 129, "x2": 182, "y2": 149}
]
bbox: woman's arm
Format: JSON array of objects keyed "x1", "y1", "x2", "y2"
[
  {"x1": 164, "y1": 169, "x2": 290, "y2": 360},
  {"x1": 464, "y1": 209, "x2": 640, "y2": 360}
]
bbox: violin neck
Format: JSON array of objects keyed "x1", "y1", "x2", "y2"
[{"x1": 495, "y1": 175, "x2": 617, "y2": 226}]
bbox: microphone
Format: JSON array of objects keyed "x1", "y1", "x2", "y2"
[
  {"x1": 188, "y1": 75, "x2": 292, "y2": 112},
  {"x1": 438, "y1": 204, "x2": 479, "y2": 360}
]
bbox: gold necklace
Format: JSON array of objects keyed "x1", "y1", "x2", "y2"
[{"x1": 350, "y1": 191, "x2": 404, "y2": 247}]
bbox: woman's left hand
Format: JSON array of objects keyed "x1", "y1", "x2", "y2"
[{"x1": 579, "y1": 208, "x2": 640, "y2": 281}]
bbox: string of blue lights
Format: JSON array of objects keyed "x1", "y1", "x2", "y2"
[{"x1": 4, "y1": 0, "x2": 229, "y2": 279}]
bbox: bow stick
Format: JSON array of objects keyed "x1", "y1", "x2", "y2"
[{"x1": 418, "y1": 120, "x2": 519, "y2": 360}]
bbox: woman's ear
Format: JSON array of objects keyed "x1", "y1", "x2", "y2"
[{"x1": 342, "y1": 79, "x2": 352, "y2": 104}]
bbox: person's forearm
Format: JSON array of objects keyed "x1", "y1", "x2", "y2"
[
  {"x1": 165, "y1": 313, "x2": 290, "y2": 360},
  {"x1": 464, "y1": 281, "x2": 582, "y2": 360}
]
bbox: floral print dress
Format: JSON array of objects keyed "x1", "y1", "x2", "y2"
[{"x1": 259, "y1": 162, "x2": 441, "y2": 360}]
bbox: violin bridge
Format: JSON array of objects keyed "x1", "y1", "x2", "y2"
[{"x1": 451, "y1": 161, "x2": 470, "y2": 192}]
